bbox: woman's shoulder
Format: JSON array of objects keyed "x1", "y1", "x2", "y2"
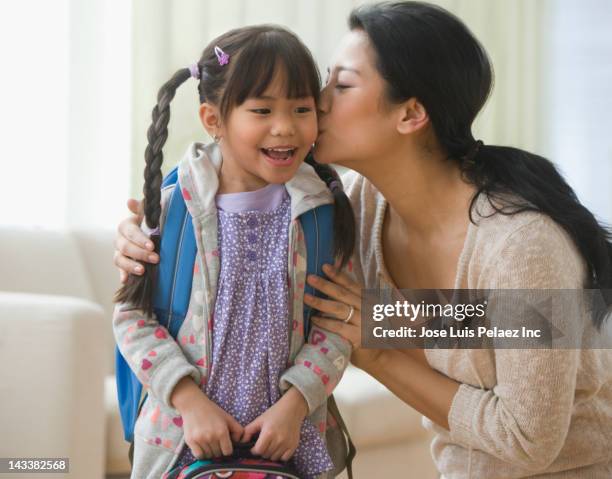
[
  {"x1": 472, "y1": 192, "x2": 574, "y2": 247},
  {"x1": 469, "y1": 193, "x2": 587, "y2": 288}
]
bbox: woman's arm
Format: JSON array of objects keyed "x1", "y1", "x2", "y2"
[
  {"x1": 308, "y1": 219, "x2": 585, "y2": 471},
  {"x1": 304, "y1": 265, "x2": 458, "y2": 429}
]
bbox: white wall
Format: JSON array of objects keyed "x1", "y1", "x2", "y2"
[{"x1": 1, "y1": 0, "x2": 610, "y2": 229}]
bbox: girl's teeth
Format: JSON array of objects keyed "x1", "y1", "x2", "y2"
[{"x1": 263, "y1": 148, "x2": 295, "y2": 160}]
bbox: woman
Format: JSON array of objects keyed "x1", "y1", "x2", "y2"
[{"x1": 114, "y1": 2, "x2": 612, "y2": 477}]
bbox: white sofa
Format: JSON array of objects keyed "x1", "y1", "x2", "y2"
[{"x1": 0, "y1": 226, "x2": 436, "y2": 479}]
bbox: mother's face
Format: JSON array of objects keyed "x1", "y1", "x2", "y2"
[{"x1": 314, "y1": 29, "x2": 401, "y2": 168}]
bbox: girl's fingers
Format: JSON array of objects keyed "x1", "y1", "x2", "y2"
[
  {"x1": 280, "y1": 448, "x2": 294, "y2": 462},
  {"x1": 227, "y1": 417, "x2": 244, "y2": 443},
  {"x1": 263, "y1": 439, "x2": 280, "y2": 459},
  {"x1": 270, "y1": 444, "x2": 287, "y2": 462},
  {"x1": 191, "y1": 442, "x2": 209, "y2": 460},
  {"x1": 323, "y1": 263, "x2": 361, "y2": 296},
  {"x1": 208, "y1": 440, "x2": 222, "y2": 459},
  {"x1": 241, "y1": 420, "x2": 260, "y2": 443},
  {"x1": 251, "y1": 432, "x2": 272, "y2": 457},
  {"x1": 219, "y1": 432, "x2": 233, "y2": 457}
]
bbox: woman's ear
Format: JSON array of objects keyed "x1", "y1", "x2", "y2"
[
  {"x1": 396, "y1": 97, "x2": 429, "y2": 135},
  {"x1": 199, "y1": 103, "x2": 222, "y2": 139}
]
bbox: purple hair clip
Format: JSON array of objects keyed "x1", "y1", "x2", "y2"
[
  {"x1": 188, "y1": 63, "x2": 200, "y2": 80},
  {"x1": 214, "y1": 45, "x2": 229, "y2": 66},
  {"x1": 150, "y1": 226, "x2": 161, "y2": 237},
  {"x1": 329, "y1": 180, "x2": 343, "y2": 192}
]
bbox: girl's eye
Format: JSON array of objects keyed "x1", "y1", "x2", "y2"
[
  {"x1": 250, "y1": 108, "x2": 271, "y2": 114},
  {"x1": 335, "y1": 84, "x2": 350, "y2": 90},
  {"x1": 295, "y1": 107, "x2": 312, "y2": 114}
]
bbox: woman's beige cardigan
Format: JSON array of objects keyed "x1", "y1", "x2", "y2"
[{"x1": 343, "y1": 170, "x2": 612, "y2": 478}]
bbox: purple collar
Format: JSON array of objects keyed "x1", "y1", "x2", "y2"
[{"x1": 215, "y1": 183, "x2": 288, "y2": 213}]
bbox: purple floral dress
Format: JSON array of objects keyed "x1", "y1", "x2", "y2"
[{"x1": 173, "y1": 183, "x2": 333, "y2": 478}]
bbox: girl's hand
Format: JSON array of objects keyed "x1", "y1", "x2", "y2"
[
  {"x1": 113, "y1": 198, "x2": 159, "y2": 283},
  {"x1": 304, "y1": 263, "x2": 384, "y2": 370},
  {"x1": 182, "y1": 395, "x2": 244, "y2": 459},
  {"x1": 241, "y1": 387, "x2": 308, "y2": 462},
  {"x1": 173, "y1": 379, "x2": 244, "y2": 459}
]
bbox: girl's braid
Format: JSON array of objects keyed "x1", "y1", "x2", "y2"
[
  {"x1": 305, "y1": 154, "x2": 355, "y2": 269},
  {"x1": 114, "y1": 68, "x2": 191, "y2": 315}
]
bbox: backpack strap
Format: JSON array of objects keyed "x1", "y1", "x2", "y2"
[
  {"x1": 299, "y1": 204, "x2": 334, "y2": 335},
  {"x1": 328, "y1": 394, "x2": 356, "y2": 479},
  {"x1": 300, "y1": 204, "x2": 357, "y2": 478},
  {"x1": 116, "y1": 167, "x2": 195, "y2": 447},
  {"x1": 154, "y1": 169, "x2": 197, "y2": 336}
]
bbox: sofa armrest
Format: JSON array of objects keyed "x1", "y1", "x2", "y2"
[{"x1": 0, "y1": 292, "x2": 108, "y2": 479}]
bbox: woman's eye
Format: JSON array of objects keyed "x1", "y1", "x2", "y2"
[
  {"x1": 250, "y1": 108, "x2": 271, "y2": 114},
  {"x1": 335, "y1": 84, "x2": 350, "y2": 90}
]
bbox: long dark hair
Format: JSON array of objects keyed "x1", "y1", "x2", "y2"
[
  {"x1": 115, "y1": 25, "x2": 355, "y2": 316},
  {"x1": 350, "y1": 1, "x2": 612, "y2": 328}
]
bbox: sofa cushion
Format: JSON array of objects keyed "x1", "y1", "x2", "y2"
[
  {"x1": 0, "y1": 227, "x2": 95, "y2": 301},
  {"x1": 0, "y1": 292, "x2": 108, "y2": 479}
]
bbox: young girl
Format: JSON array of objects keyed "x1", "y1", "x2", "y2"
[{"x1": 113, "y1": 25, "x2": 355, "y2": 479}]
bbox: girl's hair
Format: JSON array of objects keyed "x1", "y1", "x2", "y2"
[
  {"x1": 349, "y1": 1, "x2": 612, "y2": 329},
  {"x1": 115, "y1": 25, "x2": 355, "y2": 316}
]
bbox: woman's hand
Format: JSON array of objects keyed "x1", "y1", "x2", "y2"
[
  {"x1": 113, "y1": 198, "x2": 159, "y2": 283},
  {"x1": 241, "y1": 387, "x2": 308, "y2": 462},
  {"x1": 303, "y1": 263, "x2": 383, "y2": 370}
]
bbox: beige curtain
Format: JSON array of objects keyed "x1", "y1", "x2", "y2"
[{"x1": 130, "y1": 0, "x2": 547, "y2": 196}]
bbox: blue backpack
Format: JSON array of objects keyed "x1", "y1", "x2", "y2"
[{"x1": 114, "y1": 166, "x2": 355, "y2": 475}]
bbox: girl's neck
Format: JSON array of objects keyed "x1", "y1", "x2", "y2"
[
  {"x1": 352, "y1": 146, "x2": 476, "y2": 240},
  {"x1": 217, "y1": 165, "x2": 269, "y2": 194}
]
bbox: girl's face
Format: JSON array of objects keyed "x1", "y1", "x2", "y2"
[
  {"x1": 218, "y1": 69, "x2": 317, "y2": 192},
  {"x1": 314, "y1": 30, "x2": 401, "y2": 169}
]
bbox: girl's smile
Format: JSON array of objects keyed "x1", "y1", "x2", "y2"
[{"x1": 260, "y1": 145, "x2": 299, "y2": 167}]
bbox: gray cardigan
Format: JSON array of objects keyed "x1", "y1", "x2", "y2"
[{"x1": 113, "y1": 143, "x2": 352, "y2": 479}]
